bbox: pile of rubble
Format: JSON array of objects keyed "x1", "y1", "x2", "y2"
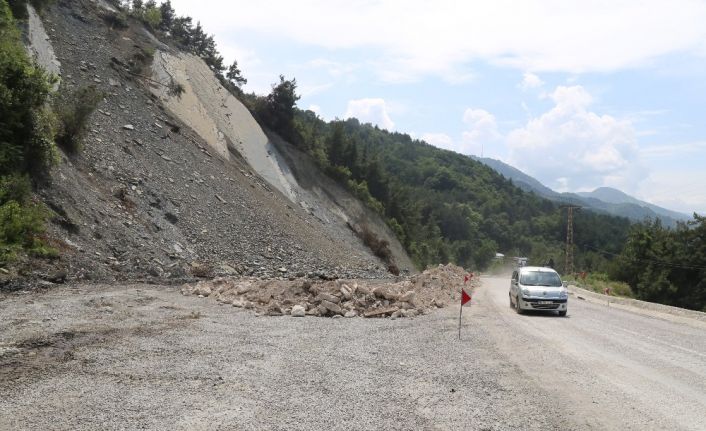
[{"x1": 181, "y1": 264, "x2": 478, "y2": 318}]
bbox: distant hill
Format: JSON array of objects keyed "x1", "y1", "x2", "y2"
[
  {"x1": 473, "y1": 157, "x2": 691, "y2": 228},
  {"x1": 577, "y1": 187, "x2": 691, "y2": 222}
]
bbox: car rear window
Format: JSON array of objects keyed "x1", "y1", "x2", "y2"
[{"x1": 520, "y1": 271, "x2": 562, "y2": 287}]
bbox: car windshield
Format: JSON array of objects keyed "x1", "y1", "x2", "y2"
[{"x1": 520, "y1": 271, "x2": 562, "y2": 287}]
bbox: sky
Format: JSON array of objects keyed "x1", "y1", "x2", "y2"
[{"x1": 169, "y1": 0, "x2": 706, "y2": 216}]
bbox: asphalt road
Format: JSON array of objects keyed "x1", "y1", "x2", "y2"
[
  {"x1": 1, "y1": 278, "x2": 705, "y2": 430},
  {"x1": 475, "y1": 276, "x2": 706, "y2": 430}
]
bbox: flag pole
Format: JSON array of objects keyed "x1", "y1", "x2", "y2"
[
  {"x1": 458, "y1": 300, "x2": 463, "y2": 340},
  {"x1": 459, "y1": 273, "x2": 472, "y2": 341}
]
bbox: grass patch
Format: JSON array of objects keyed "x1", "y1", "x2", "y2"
[{"x1": 565, "y1": 272, "x2": 633, "y2": 297}]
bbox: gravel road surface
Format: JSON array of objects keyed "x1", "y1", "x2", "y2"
[
  {"x1": 477, "y1": 276, "x2": 706, "y2": 430},
  {"x1": 1, "y1": 277, "x2": 705, "y2": 430}
]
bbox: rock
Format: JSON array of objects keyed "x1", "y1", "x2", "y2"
[
  {"x1": 0, "y1": 267, "x2": 9, "y2": 274},
  {"x1": 340, "y1": 285, "x2": 352, "y2": 300},
  {"x1": 372, "y1": 286, "x2": 387, "y2": 298},
  {"x1": 291, "y1": 305, "x2": 306, "y2": 317},
  {"x1": 215, "y1": 264, "x2": 238, "y2": 276},
  {"x1": 400, "y1": 291, "x2": 416, "y2": 303},
  {"x1": 363, "y1": 307, "x2": 398, "y2": 318},
  {"x1": 278, "y1": 267, "x2": 287, "y2": 273},
  {"x1": 123, "y1": 124, "x2": 134, "y2": 130},
  {"x1": 45, "y1": 270, "x2": 67, "y2": 284},
  {"x1": 108, "y1": 78, "x2": 120, "y2": 87},
  {"x1": 344, "y1": 310, "x2": 357, "y2": 318},
  {"x1": 235, "y1": 283, "x2": 252, "y2": 294},
  {"x1": 402, "y1": 309, "x2": 419, "y2": 318},
  {"x1": 316, "y1": 292, "x2": 340, "y2": 304},
  {"x1": 320, "y1": 299, "x2": 342, "y2": 315},
  {"x1": 391, "y1": 310, "x2": 402, "y2": 320},
  {"x1": 356, "y1": 285, "x2": 370, "y2": 295}
]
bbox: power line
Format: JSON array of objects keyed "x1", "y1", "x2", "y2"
[{"x1": 580, "y1": 243, "x2": 706, "y2": 271}]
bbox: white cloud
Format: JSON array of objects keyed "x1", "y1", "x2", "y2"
[
  {"x1": 297, "y1": 82, "x2": 334, "y2": 98},
  {"x1": 638, "y1": 170, "x2": 706, "y2": 215},
  {"x1": 461, "y1": 108, "x2": 501, "y2": 155},
  {"x1": 520, "y1": 72, "x2": 544, "y2": 90},
  {"x1": 344, "y1": 98, "x2": 395, "y2": 130},
  {"x1": 507, "y1": 85, "x2": 644, "y2": 192},
  {"x1": 171, "y1": 0, "x2": 706, "y2": 81},
  {"x1": 307, "y1": 104, "x2": 321, "y2": 115},
  {"x1": 421, "y1": 133, "x2": 454, "y2": 151}
]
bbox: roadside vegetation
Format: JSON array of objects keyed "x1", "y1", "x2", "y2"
[
  {"x1": 564, "y1": 272, "x2": 633, "y2": 298},
  {"x1": 610, "y1": 217, "x2": 706, "y2": 311},
  {"x1": 0, "y1": 0, "x2": 58, "y2": 263}
]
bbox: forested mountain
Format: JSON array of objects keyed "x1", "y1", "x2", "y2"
[{"x1": 473, "y1": 156, "x2": 690, "y2": 228}]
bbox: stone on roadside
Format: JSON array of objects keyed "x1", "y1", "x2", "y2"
[
  {"x1": 123, "y1": 124, "x2": 134, "y2": 130},
  {"x1": 291, "y1": 305, "x2": 306, "y2": 317},
  {"x1": 344, "y1": 310, "x2": 357, "y2": 318},
  {"x1": 316, "y1": 292, "x2": 340, "y2": 304},
  {"x1": 400, "y1": 291, "x2": 416, "y2": 303},
  {"x1": 320, "y1": 299, "x2": 342, "y2": 315}
]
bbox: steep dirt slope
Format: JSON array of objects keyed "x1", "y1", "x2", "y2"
[
  {"x1": 150, "y1": 46, "x2": 415, "y2": 274},
  {"x1": 10, "y1": 0, "x2": 395, "y2": 287}
]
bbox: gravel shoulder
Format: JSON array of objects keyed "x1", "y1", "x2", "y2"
[{"x1": 1, "y1": 282, "x2": 574, "y2": 431}]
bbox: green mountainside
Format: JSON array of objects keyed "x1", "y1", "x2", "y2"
[{"x1": 278, "y1": 112, "x2": 632, "y2": 272}]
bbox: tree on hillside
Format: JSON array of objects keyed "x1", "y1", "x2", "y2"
[
  {"x1": 0, "y1": 0, "x2": 55, "y2": 182},
  {"x1": 226, "y1": 60, "x2": 247, "y2": 88},
  {"x1": 264, "y1": 75, "x2": 299, "y2": 142},
  {"x1": 157, "y1": 0, "x2": 174, "y2": 31}
]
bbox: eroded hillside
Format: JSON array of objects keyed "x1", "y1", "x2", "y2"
[{"x1": 7, "y1": 0, "x2": 413, "y2": 288}]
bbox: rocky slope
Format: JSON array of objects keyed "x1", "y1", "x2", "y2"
[{"x1": 7, "y1": 0, "x2": 413, "y2": 288}]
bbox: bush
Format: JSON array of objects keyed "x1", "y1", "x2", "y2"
[
  {"x1": 1, "y1": 0, "x2": 57, "y2": 181},
  {"x1": 0, "y1": 174, "x2": 32, "y2": 204},
  {"x1": 358, "y1": 224, "x2": 398, "y2": 274},
  {"x1": 0, "y1": 200, "x2": 54, "y2": 263},
  {"x1": 54, "y1": 86, "x2": 103, "y2": 153},
  {"x1": 100, "y1": 9, "x2": 129, "y2": 30}
]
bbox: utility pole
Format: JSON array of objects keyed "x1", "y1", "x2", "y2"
[{"x1": 560, "y1": 205, "x2": 581, "y2": 275}]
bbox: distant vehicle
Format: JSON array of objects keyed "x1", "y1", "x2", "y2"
[
  {"x1": 514, "y1": 257, "x2": 528, "y2": 267},
  {"x1": 509, "y1": 266, "x2": 568, "y2": 316}
]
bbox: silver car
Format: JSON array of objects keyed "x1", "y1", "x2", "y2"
[{"x1": 509, "y1": 266, "x2": 568, "y2": 316}]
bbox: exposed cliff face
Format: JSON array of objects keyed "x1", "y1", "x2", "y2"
[
  {"x1": 25, "y1": 5, "x2": 60, "y2": 89},
  {"x1": 9, "y1": 0, "x2": 413, "y2": 288}
]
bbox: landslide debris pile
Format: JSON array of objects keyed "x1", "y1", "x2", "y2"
[{"x1": 182, "y1": 264, "x2": 476, "y2": 318}]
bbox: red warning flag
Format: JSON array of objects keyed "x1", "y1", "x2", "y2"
[{"x1": 461, "y1": 288, "x2": 471, "y2": 305}]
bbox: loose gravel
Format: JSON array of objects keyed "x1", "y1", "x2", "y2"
[{"x1": 0, "y1": 283, "x2": 574, "y2": 430}]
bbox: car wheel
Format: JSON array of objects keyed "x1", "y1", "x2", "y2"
[
  {"x1": 509, "y1": 293, "x2": 514, "y2": 308},
  {"x1": 515, "y1": 295, "x2": 524, "y2": 314},
  {"x1": 558, "y1": 310, "x2": 567, "y2": 317}
]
